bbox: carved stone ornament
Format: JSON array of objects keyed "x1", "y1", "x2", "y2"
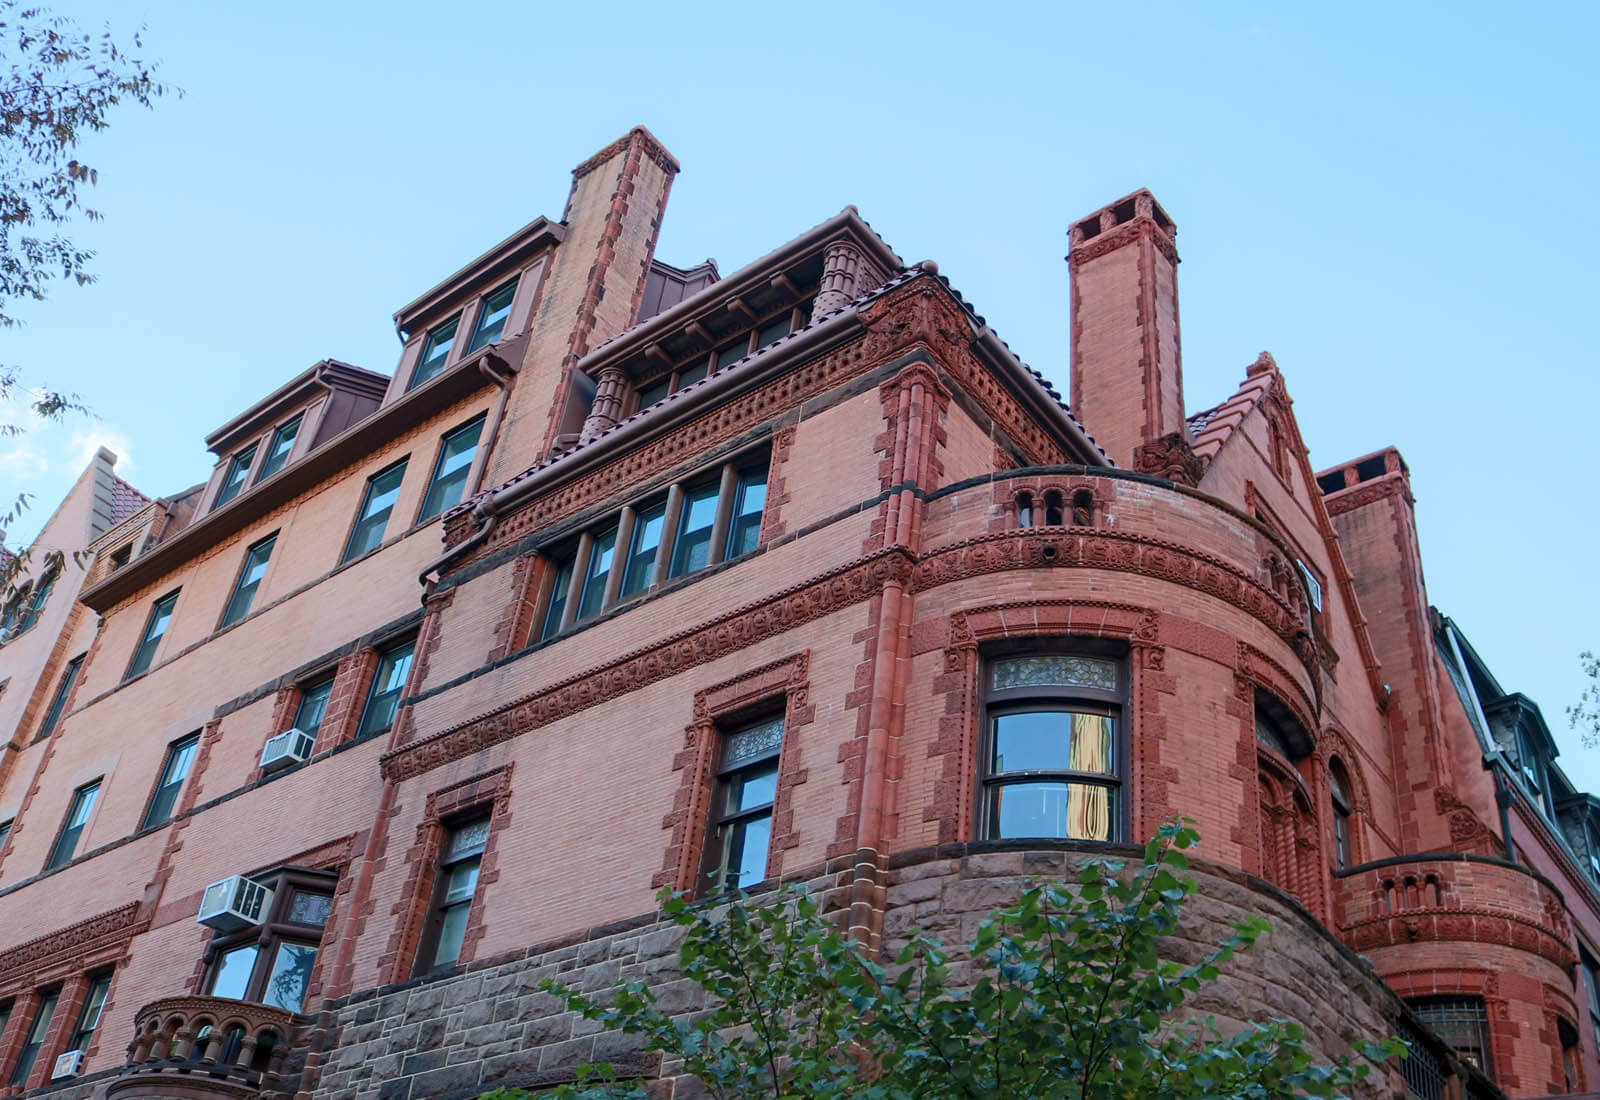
[{"x1": 1133, "y1": 431, "x2": 1205, "y2": 486}]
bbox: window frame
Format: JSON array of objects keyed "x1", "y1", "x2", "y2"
[
  {"x1": 1329, "y1": 761, "x2": 1353, "y2": 870},
  {"x1": 975, "y1": 644, "x2": 1128, "y2": 844},
  {"x1": 46, "y1": 780, "x2": 101, "y2": 871},
  {"x1": 1407, "y1": 995, "x2": 1492, "y2": 1079},
  {"x1": 698, "y1": 714, "x2": 785, "y2": 896},
  {"x1": 214, "y1": 444, "x2": 259, "y2": 510},
  {"x1": 291, "y1": 676, "x2": 335, "y2": 742},
  {"x1": 354, "y1": 637, "x2": 416, "y2": 742},
  {"x1": 126, "y1": 589, "x2": 180, "y2": 681},
  {"x1": 633, "y1": 301, "x2": 808, "y2": 415},
  {"x1": 219, "y1": 533, "x2": 278, "y2": 629},
  {"x1": 201, "y1": 867, "x2": 336, "y2": 1013},
  {"x1": 37, "y1": 654, "x2": 84, "y2": 739},
  {"x1": 416, "y1": 414, "x2": 486, "y2": 524},
  {"x1": 11, "y1": 564, "x2": 57, "y2": 637},
  {"x1": 341, "y1": 457, "x2": 410, "y2": 565},
  {"x1": 66, "y1": 972, "x2": 112, "y2": 1058},
  {"x1": 256, "y1": 415, "x2": 303, "y2": 481},
  {"x1": 8, "y1": 987, "x2": 58, "y2": 1087},
  {"x1": 0, "y1": 818, "x2": 12, "y2": 852},
  {"x1": 413, "y1": 815, "x2": 490, "y2": 974},
  {"x1": 141, "y1": 732, "x2": 201, "y2": 831},
  {"x1": 465, "y1": 277, "x2": 519, "y2": 354},
  {"x1": 409, "y1": 314, "x2": 461, "y2": 391}
]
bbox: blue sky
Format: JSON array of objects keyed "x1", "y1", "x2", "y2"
[{"x1": 5, "y1": 2, "x2": 1598, "y2": 785}]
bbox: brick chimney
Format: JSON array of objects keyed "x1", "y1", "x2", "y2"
[{"x1": 1067, "y1": 190, "x2": 1186, "y2": 470}]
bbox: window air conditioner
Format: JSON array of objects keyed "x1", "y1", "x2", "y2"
[
  {"x1": 197, "y1": 875, "x2": 273, "y2": 932},
  {"x1": 50, "y1": 1050, "x2": 83, "y2": 1080},
  {"x1": 259, "y1": 727, "x2": 315, "y2": 772}
]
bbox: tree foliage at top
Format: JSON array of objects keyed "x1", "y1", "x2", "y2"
[
  {"x1": 0, "y1": 0, "x2": 168, "y2": 599},
  {"x1": 481, "y1": 822, "x2": 1400, "y2": 1100},
  {"x1": 1573, "y1": 651, "x2": 1600, "y2": 748}
]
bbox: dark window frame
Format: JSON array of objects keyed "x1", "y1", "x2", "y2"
[
  {"x1": 37, "y1": 654, "x2": 84, "y2": 739},
  {"x1": 633, "y1": 301, "x2": 808, "y2": 414},
  {"x1": 8, "y1": 987, "x2": 59, "y2": 1087},
  {"x1": 341, "y1": 458, "x2": 410, "y2": 565},
  {"x1": 409, "y1": 314, "x2": 461, "y2": 391},
  {"x1": 126, "y1": 589, "x2": 180, "y2": 681},
  {"x1": 256, "y1": 415, "x2": 303, "y2": 481},
  {"x1": 141, "y1": 733, "x2": 201, "y2": 830},
  {"x1": 412, "y1": 815, "x2": 490, "y2": 975},
  {"x1": 214, "y1": 444, "x2": 259, "y2": 510},
  {"x1": 201, "y1": 867, "x2": 336, "y2": 1014},
  {"x1": 465, "y1": 278, "x2": 519, "y2": 354},
  {"x1": 699, "y1": 713, "x2": 785, "y2": 896},
  {"x1": 291, "y1": 676, "x2": 335, "y2": 742},
  {"x1": 46, "y1": 780, "x2": 102, "y2": 871},
  {"x1": 1329, "y1": 759, "x2": 1353, "y2": 870},
  {"x1": 354, "y1": 637, "x2": 416, "y2": 741},
  {"x1": 219, "y1": 533, "x2": 278, "y2": 630},
  {"x1": 66, "y1": 972, "x2": 112, "y2": 1058},
  {"x1": 416, "y1": 414, "x2": 486, "y2": 524},
  {"x1": 11, "y1": 564, "x2": 58, "y2": 638},
  {"x1": 1407, "y1": 995, "x2": 1492, "y2": 1079},
  {"x1": 975, "y1": 643, "x2": 1128, "y2": 844}
]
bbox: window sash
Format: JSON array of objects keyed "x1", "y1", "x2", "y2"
[
  {"x1": 411, "y1": 316, "x2": 460, "y2": 389},
  {"x1": 356, "y1": 641, "x2": 415, "y2": 740},
  {"x1": 14, "y1": 569, "x2": 56, "y2": 635},
  {"x1": 127, "y1": 592, "x2": 179, "y2": 679},
  {"x1": 669, "y1": 484, "x2": 719, "y2": 578},
  {"x1": 723, "y1": 467, "x2": 766, "y2": 561},
  {"x1": 343, "y1": 460, "x2": 409, "y2": 563},
  {"x1": 539, "y1": 559, "x2": 572, "y2": 642},
  {"x1": 143, "y1": 735, "x2": 200, "y2": 829},
  {"x1": 620, "y1": 503, "x2": 666, "y2": 597},
  {"x1": 207, "y1": 942, "x2": 259, "y2": 1001},
  {"x1": 38, "y1": 655, "x2": 83, "y2": 738},
  {"x1": 575, "y1": 528, "x2": 617, "y2": 621},
  {"x1": 260, "y1": 941, "x2": 318, "y2": 1013},
  {"x1": 293, "y1": 679, "x2": 334, "y2": 737},
  {"x1": 418, "y1": 416, "x2": 484, "y2": 522},
  {"x1": 257, "y1": 416, "x2": 302, "y2": 480},
  {"x1": 48, "y1": 783, "x2": 100, "y2": 870},
  {"x1": 215, "y1": 445, "x2": 258, "y2": 508},
  {"x1": 70, "y1": 976, "x2": 110, "y2": 1054},
  {"x1": 9, "y1": 990, "x2": 57, "y2": 1086},
  {"x1": 1333, "y1": 810, "x2": 1350, "y2": 869},
  {"x1": 221, "y1": 536, "x2": 276, "y2": 628},
  {"x1": 466, "y1": 279, "x2": 518, "y2": 352}
]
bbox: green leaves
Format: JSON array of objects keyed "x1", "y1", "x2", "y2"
[{"x1": 493, "y1": 822, "x2": 1390, "y2": 1100}]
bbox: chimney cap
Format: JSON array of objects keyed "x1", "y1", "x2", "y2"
[{"x1": 1068, "y1": 188, "x2": 1177, "y2": 251}]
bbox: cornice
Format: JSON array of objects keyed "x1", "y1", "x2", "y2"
[{"x1": 0, "y1": 900, "x2": 145, "y2": 988}]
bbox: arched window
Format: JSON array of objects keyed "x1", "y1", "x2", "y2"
[
  {"x1": 1329, "y1": 758, "x2": 1353, "y2": 869},
  {"x1": 1071, "y1": 490, "x2": 1093, "y2": 526},
  {"x1": 1015, "y1": 492, "x2": 1033, "y2": 529},
  {"x1": 1043, "y1": 491, "x2": 1065, "y2": 526}
]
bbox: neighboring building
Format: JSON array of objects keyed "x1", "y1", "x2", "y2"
[{"x1": 0, "y1": 127, "x2": 1588, "y2": 1099}]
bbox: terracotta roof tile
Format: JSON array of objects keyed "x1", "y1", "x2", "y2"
[
  {"x1": 1188, "y1": 353, "x2": 1279, "y2": 461},
  {"x1": 107, "y1": 477, "x2": 151, "y2": 526}
]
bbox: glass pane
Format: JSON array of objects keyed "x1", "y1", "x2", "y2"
[
  {"x1": 637, "y1": 379, "x2": 670, "y2": 410},
  {"x1": 261, "y1": 942, "x2": 318, "y2": 1013},
  {"x1": 675, "y1": 361, "x2": 708, "y2": 389},
  {"x1": 539, "y1": 559, "x2": 572, "y2": 640},
  {"x1": 1255, "y1": 713, "x2": 1291, "y2": 757},
  {"x1": 40, "y1": 655, "x2": 82, "y2": 736},
  {"x1": 715, "y1": 341, "x2": 747, "y2": 372},
  {"x1": 731, "y1": 763, "x2": 779, "y2": 812},
  {"x1": 443, "y1": 857, "x2": 481, "y2": 904},
  {"x1": 357, "y1": 641, "x2": 414, "y2": 739},
  {"x1": 215, "y1": 446, "x2": 257, "y2": 508},
  {"x1": 992, "y1": 655, "x2": 1116, "y2": 692},
  {"x1": 723, "y1": 716, "x2": 783, "y2": 767},
  {"x1": 74, "y1": 977, "x2": 110, "y2": 1050},
  {"x1": 259, "y1": 416, "x2": 302, "y2": 479},
  {"x1": 467, "y1": 279, "x2": 518, "y2": 352},
  {"x1": 419, "y1": 417, "x2": 484, "y2": 521},
  {"x1": 727, "y1": 813, "x2": 772, "y2": 888},
  {"x1": 757, "y1": 316, "x2": 790, "y2": 347},
  {"x1": 222, "y1": 537, "x2": 274, "y2": 626},
  {"x1": 434, "y1": 902, "x2": 471, "y2": 967},
  {"x1": 447, "y1": 820, "x2": 490, "y2": 859},
  {"x1": 576, "y1": 528, "x2": 616, "y2": 620},
  {"x1": 669, "y1": 485, "x2": 718, "y2": 577},
  {"x1": 993, "y1": 781, "x2": 1113, "y2": 841},
  {"x1": 209, "y1": 943, "x2": 259, "y2": 1001},
  {"x1": 723, "y1": 469, "x2": 766, "y2": 560},
  {"x1": 288, "y1": 891, "x2": 333, "y2": 927},
  {"x1": 620, "y1": 505, "x2": 665, "y2": 596},
  {"x1": 993, "y1": 712, "x2": 1069, "y2": 772},
  {"x1": 294, "y1": 679, "x2": 334, "y2": 735},
  {"x1": 345, "y1": 462, "x2": 407, "y2": 561},
  {"x1": 128, "y1": 595, "x2": 176, "y2": 678},
  {"x1": 68, "y1": 784, "x2": 98, "y2": 828},
  {"x1": 412, "y1": 316, "x2": 459, "y2": 388}
]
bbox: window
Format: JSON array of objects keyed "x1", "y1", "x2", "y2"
[
  {"x1": 1329, "y1": 759, "x2": 1353, "y2": 870},
  {"x1": 1582, "y1": 948, "x2": 1600, "y2": 1053},
  {"x1": 416, "y1": 818, "x2": 488, "y2": 972},
  {"x1": 1408, "y1": 996, "x2": 1491, "y2": 1078},
  {"x1": 126, "y1": 590, "x2": 179, "y2": 680},
  {"x1": 203, "y1": 869, "x2": 334, "y2": 1013},
  {"x1": 257, "y1": 416, "x2": 302, "y2": 480},
  {"x1": 0, "y1": 1001, "x2": 9, "y2": 1053},
  {"x1": 292, "y1": 677, "x2": 334, "y2": 740},
  {"x1": 536, "y1": 452, "x2": 769, "y2": 641},
  {"x1": 220, "y1": 534, "x2": 276, "y2": 628},
  {"x1": 410, "y1": 315, "x2": 459, "y2": 390},
  {"x1": 466, "y1": 279, "x2": 517, "y2": 353},
  {"x1": 0, "y1": 818, "x2": 12, "y2": 851},
  {"x1": 214, "y1": 445, "x2": 258, "y2": 509},
  {"x1": 37, "y1": 654, "x2": 83, "y2": 738},
  {"x1": 355, "y1": 639, "x2": 414, "y2": 740},
  {"x1": 67, "y1": 974, "x2": 111, "y2": 1057},
  {"x1": 342, "y1": 459, "x2": 409, "y2": 563},
  {"x1": 1255, "y1": 707, "x2": 1294, "y2": 758},
  {"x1": 701, "y1": 716, "x2": 783, "y2": 894},
  {"x1": 142, "y1": 734, "x2": 200, "y2": 829},
  {"x1": 1296, "y1": 558, "x2": 1323, "y2": 613},
  {"x1": 1514, "y1": 724, "x2": 1550, "y2": 815},
  {"x1": 417, "y1": 415, "x2": 484, "y2": 522},
  {"x1": 9, "y1": 989, "x2": 57, "y2": 1086},
  {"x1": 979, "y1": 653, "x2": 1122, "y2": 842},
  {"x1": 47, "y1": 781, "x2": 100, "y2": 870},
  {"x1": 1559, "y1": 1017, "x2": 1581, "y2": 1093},
  {"x1": 12, "y1": 565, "x2": 57, "y2": 636},
  {"x1": 636, "y1": 303, "x2": 809, "y2": 413},
  {"x1": 109, "y1": 544, "x2": 132, "y2": 572}
]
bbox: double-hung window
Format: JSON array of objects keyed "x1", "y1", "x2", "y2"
[
  {"x1": 417, "y1": 415, "x2": 484, "y2": 522},
  {"x1": 355, "y1": 639, "x2": 414, "y2": 741},
  {"x1": 466, "y1": 279, "x2": 517, "y2": 353},
  {"x1": 293, "y1": 677, "x2": 334, "y2": 741},
  {"x1": 220, "y1": 534, "x2": 276, "y2": 628},
  {"x1": 342, "y1": 459, "x2": 409, "y2": 563},
  {"x1": 47, "y1": 781, "x2": 100, "y2": 870},
  {"x1": 575, "y1": 526, "x2": 617, "y2": 621},
  {"x1": 12, "y1": 566, "x2": 57, "y2": 636},
  {"x1": 256, "y1": 416, "x2": 302, "y2": 480},
  {"x1": 214, "y1": 445, "x2": 257, "y2": 509},
  {"x1": 619, "y1": 501, "x2": 666, "y2": 599},
  {"x1": 669, "y1": 483, "x2": 720, "y2": 578},
  {"x1": 701, "y1": 716, "x2": 783, "y2": 894},
  {"x1": 723, "y1": 464, "x2": 767, "y2": 560},
  {"x1": 37, "y1": 654, "x2": 84, "y2": 738},
  {"x1": 409, "y1": 316, "x2": 460, "y2": 390},
  {"x1": 66, "y1": 974, "x2": 111, "y2": 1058},
  {"x1": 142, "y1": 734, "x2": 200, "y2": 829},
  {"x1": 9, "y1": 989, "x2": 57, "y2": 1087},
  {"x1": 416, "y1": 818, "x2": 489, "y2": 972},
  {"x1": 978, "y1": 652, "x2": 1123, "y2": 842},
  {"x1": 203, "y1": 870, "x2": 335, "y2": 1014},
  {"x1": 0, "y1": 818, "x2": 12, "y2": 851},
  {"x1": 126, "y1": 591, "x2": 179, "y2": 680}
]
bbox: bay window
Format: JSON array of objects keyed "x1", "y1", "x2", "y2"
[{"x1": 203, "y1": 869, "x2": 335, "y2": 1014}]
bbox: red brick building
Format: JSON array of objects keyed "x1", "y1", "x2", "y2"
[{"x1": 0, "y1": 127, "x2": 1591, "y2": 1099}]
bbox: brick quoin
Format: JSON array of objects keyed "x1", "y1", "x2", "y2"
[{"x1": 0, "y1": 134, "x2": 1584, "y2": 1100}]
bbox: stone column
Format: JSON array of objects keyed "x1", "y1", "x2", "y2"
[
  {"x1": 579, "y1": 366, "x2": 633, "y2": 443},
  {"x1": 813, "y1": 239, "x2": 868, "y2": 315}
]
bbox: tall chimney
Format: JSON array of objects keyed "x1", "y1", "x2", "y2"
[{"x1": 1067, "y1": 189, "x2": 1185, "y2": 470}]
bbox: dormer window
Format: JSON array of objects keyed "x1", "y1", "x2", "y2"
[
  {"x1": 1514, "y1": 724, "x2": 1549, "y2": 813},
  {"x1": 466, "y1": 278, "x2": 518, "y2": 353},
  {"x1": 635, "y1": 301, "x2": 810, "y2": 414},
  {"x1": 215, "y1": 445, "x2": 258, "y2": 509},
  {"x1": 409, "y1": 316, "x2": 460, "y2": 391},
  {"x1": 257, "y1": 415, "x2": 302, "y2": 480}
]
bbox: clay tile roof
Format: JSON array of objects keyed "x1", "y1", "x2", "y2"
[
  {"x1": 107, "y1": 476, "x2": 151, "y2": 527},
  {"x1": 1188, "y1": 353, "x2": 1278, "y2": 461}
]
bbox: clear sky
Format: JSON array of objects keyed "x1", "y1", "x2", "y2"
[{"x1": 4, "y1": 2, "x2": 1598, "y2": 786}]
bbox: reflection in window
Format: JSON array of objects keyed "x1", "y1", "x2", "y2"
[
  {"x1": 669, "y1": 484, "x2": 719, "y2": 578},
  {"x1": 420, "y1": 819, "x2": 489, "y2": 972},
  {"x1": 215, "y1": 445, "x2": 257, "y2": 509},
  {"x1": 257, "y1": 416, "x2": 302, "y2": 480},
  {"x1": 466, "y1": 279, "x2": 518, "y2": 352},
  {"x1": 356, "y1": 639, "x2": 415, "y2": 741},
  {"x1": 703, "y1": 716, "x2": 784, "y2": 893},
  {"x1": 342, "y1": 460, "x2": 409, "y2": 563},
  {"x1": 410, "y1": 315, "x2": 460, "y2": 390}
]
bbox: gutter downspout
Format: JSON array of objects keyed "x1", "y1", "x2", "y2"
[
  {"x1": 471, "y1": 357, "x2": 516, "y2": 497},
  {"x1": 417, "y1": 496, "x2": 498, "y2": 594}
]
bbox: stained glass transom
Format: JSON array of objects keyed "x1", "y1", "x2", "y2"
[
  {"x1": 992, "y1": 655, "x2": 1116, "y2": 693},
  {"x1": 447, "y1": 819, "x2": 491, "y2": 859},
  {"x1": 288, "y1": 891, "x2": 333, "y2": 927},
  {"x1": 723, "y1": 717, "x2": 784, "y2": 766}
]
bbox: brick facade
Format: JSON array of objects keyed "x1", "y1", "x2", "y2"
[{"x1": 0, "y1": 129, "x2": 1583, "y2": 1099}]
